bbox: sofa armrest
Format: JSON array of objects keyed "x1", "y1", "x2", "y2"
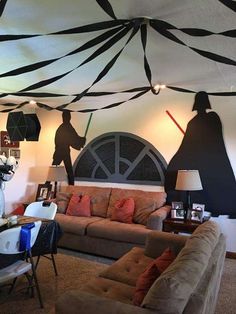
[
  {"x1": 55, "y1": 290, "x2": 157, "y2": 314},
  {"x1": 144, "y1": 230, "x2": 188, "y2": 258},
  {"x1": 146, "y1": 205, "x2": 171, "y2": 230}
]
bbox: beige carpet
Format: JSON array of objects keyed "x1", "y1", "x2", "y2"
[
  {"x1": 0, "y1": 253, "x2": 108, "y2": 314},
  {"x1": 0, "y1": 253, "x2": 235, "y2": 314},
  {"x1": 215, "y1": 258, "x2": 236, "y2": 314}
]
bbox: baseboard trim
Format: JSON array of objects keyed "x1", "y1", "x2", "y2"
[{"x1": 226, "y1": 251, "x2": 236, "y2": 259}]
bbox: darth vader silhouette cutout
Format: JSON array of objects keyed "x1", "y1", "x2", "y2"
[
  {"x1": 165, "y1": 91, "x2": 236, "y2": 218},
  {"x1": 52, "y1": 111, "x2": 86, "y2": 185}
]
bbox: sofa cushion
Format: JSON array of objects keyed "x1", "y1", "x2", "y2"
[
  {"x1": 133, "y1": 248, "x2": 176, "y2": 306},
  {"x1": 66, "y1": 194, "x2": 91, "y2": 217},
  {"x1": 55, "y1": 192, "x2": 72, "y2": 214},
  {"x1": 133, "y1": 197, "x2": 156, "y2": 225},
  {"x1": 107, "y1": 189, "x2": 166, "y2": 225},
  {"x1": 142, "y1": 221, "x2": 221, "y2": 314},
  {"x1": 82, "y1": 277, "x2": 135, "y2": 305},
  {"x1": 100, "y1": 247, "x2": 153, "y2": 286},
  {"x1": 111, "y1": 198, "x2": 135, "y2": 224},
  {"x1": 62, "y1": 186, "x2": 111, "y2": 217},
  {"x1": 87, "y1": 219, "x2": 151, "y2": 245},
  {"x1": 55, "y1": 213, "x2": 102, "y2": 236}
]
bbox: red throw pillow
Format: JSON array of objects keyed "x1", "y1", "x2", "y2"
[
  {"x1": 111, "y1": 198, "x2": 135, "y2": 224},
  {"x1": 133, "y1": 248, "x2": 176, "y2": 306},
  {"x1": 11, "y1": 204, "x2": 25, "y2": 215},
  {"x1": 66, "y1": 194, "x2": 91, "y2": 217}
]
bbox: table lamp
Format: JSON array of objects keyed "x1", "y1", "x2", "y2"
[
  {"x1": 47, "y1": 166, "x2": 67, "y2": 198},
  {"x1": 175, "y1": 170, "x2": 203, "y2": 221}
]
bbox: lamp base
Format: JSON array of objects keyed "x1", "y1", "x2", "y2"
[{"x1": 184, "y1": 208, "x2": 192, "y2": 222}]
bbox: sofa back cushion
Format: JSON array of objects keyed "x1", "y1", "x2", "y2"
[
  {"x1": 61, "y1": 185, "x2": 111, "y2": 217},
  {"x1": 55, "y1": 192, "x2": 72, "y2": 214},
  {"x1": 107, "y1": 188, "x2": 166, "y2": 225},
  {"x1": 141, "y1": 221, "x2": 221, "y2": 314}
]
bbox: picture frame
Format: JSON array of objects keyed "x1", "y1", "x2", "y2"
[
  {"x1": 171, "y1": 201, "x2": 184, "y2": 219},
  {"x1": 36, "y1": 184, "x2": 52, "y2": 201},
  {"x1": 191, "y1": 203, "x2": 205, "y2": 222},
  {"x1": 10, "y1": 148, "x2": 20, "y2": 159},
  {"x1": 0, "y1": 131, "x2": 19, "y2": 148}
]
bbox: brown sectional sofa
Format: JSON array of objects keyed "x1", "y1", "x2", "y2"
[
  {"x1": 55, "y1": 185, "x2": 170, "y2": 258},
  {"x1": 56, "y1": 220, "x2": 226, "y2": 314}
]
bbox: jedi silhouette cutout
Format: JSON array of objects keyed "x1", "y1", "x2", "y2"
[
  {"x1": 165, "y1": 91, "x2": 236, "y2": 217},
  {"x1": 52, "y1": 111, "x2": 86, "y2": 185}
]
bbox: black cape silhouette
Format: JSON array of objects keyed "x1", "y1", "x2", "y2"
[
  {"x1": 52, "y1": 111, "x2": 86, "y2": 185},
  {"x1": 165, "y1": 91, "x2": 236, "y2": 218}
]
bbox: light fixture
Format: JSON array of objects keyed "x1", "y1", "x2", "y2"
[
  {"x1": 175, "y1": 170, "x2": 203, "y2": 220},
  {"x1": 152, "y1": 84, "x2": 166, "y2": 95},
  {"x1": 47, "y1": 166, "x2": 67, "y2": 198}
]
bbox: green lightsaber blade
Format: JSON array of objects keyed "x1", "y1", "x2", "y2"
[{"x1": 84, "y1": 113, "x2": 93, "y2": 137}]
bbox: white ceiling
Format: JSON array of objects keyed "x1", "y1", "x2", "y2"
[{"x1": 0, "y1": 0, "x2": 235, "y2": 112}]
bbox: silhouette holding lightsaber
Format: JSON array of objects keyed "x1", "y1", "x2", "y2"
[{"x1": 52, "y1": 111, "x2": 92, "y2": 185}]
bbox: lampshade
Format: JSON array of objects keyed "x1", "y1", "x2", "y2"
[
  {"x1": 47, "y1": 166, "x2": 67, "y2": 182},
  {"x1": 175, "y1": 170, "x2": 203, "y2": 191}
]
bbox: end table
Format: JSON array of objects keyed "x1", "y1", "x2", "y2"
[{"x1": 163, "y1": 218, "x2": 202, "y2": 234}]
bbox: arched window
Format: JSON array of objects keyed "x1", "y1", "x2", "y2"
[{"x1": 73, "y1": 132, "x2": 167, "y2": 186}]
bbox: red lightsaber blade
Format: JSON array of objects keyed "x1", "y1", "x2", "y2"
[{"x1": 166, "y1": 110, "x2": 185, "y2": 135}]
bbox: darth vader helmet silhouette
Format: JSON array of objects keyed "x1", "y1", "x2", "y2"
[{"x1": 192, "y1": 91, "x2": 212, "y2": 112}]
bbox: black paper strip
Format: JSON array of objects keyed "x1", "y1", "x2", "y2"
[
  {"x1": 218, "y1": 0, "x2": 236, "y2": 12},
  {"x1": 96, "y1": 0, "x2": 117, "y2": 20},
  {"x1": 0, "y1": 0, "x2": 7, "y2": 17},
  {"x1": 140, "y1": 24, "x2": 153, "y2": 88},
  {"x1": 150, "y1": 20, "x2": 236, "y2": 66},
  {"x1": 0, "y1": 19, "x2": 128, "y2": 43},
  {"x1": 52, "y1": 20, "x2": 127, "y2": 35},
  {"x1": 0, "y1": 86, "x2": 150, "y2": 98},
  {"x1": 151, "y1": 19, "x2": 236, "y2": 38}
]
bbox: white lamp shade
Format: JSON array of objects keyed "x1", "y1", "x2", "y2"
[
  {"x1": 175, "y1": 170, "x2": 203, "y2": 191},
  {"x1": 47, "y1": 166, "x2": 67, "y2": 182}
]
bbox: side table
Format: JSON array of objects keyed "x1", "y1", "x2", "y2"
[{"x1": 163, "y1": 218, "x2": 202, "y2": 234}]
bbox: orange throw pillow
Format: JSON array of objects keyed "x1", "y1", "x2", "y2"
[
  {"x1": 133, "y1": 248, "x2": 176, "y2": 306},
  {"x1": 66, "y1": 194, "x2": 91, "y2": 217},
  {"x1": 111, "y1": 198, "x2": 135, "y2": 224}
]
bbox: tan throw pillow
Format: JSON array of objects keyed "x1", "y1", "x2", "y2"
[{"x1": 55, "y1": 192, "x2": 72, "y2": 214}]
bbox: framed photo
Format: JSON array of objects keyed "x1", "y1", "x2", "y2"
[
  {"x1": 172, "y1": 201, "x2": 184, "y2": 210},
  {"x1": 191, "y1": 203, "x2": 205, "y2": 222},
  {"x1": 171, "y1": 201, "x2": 184, "y2": 219},
  {"x1": 10, "y1": 148, "x2": 20, "y2": 159},
  {"x1": 0, "y1": 131, "x2": 19, "y2": 148},
  {"x1": 36, "y1": 184, "x2": 52, "y2": 201}
]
